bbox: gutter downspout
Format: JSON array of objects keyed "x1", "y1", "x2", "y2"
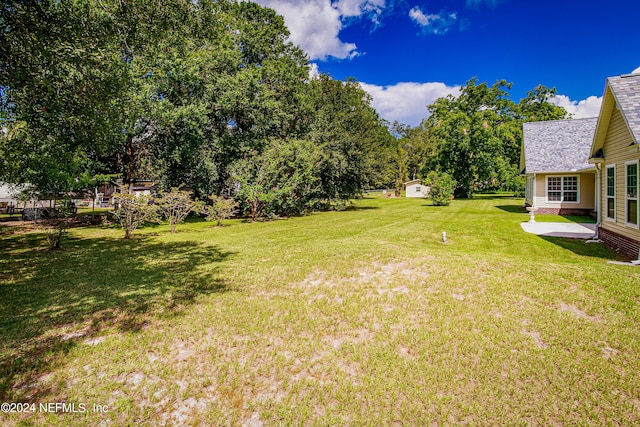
[
  {"x1": 532, "y1": 173, "x2": 536, "y2": 208},
  {"x1": 594, "y1": 164, "x2": 601, "y2": 239}
]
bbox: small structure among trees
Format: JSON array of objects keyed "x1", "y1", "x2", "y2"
[{"x1": 404, "y1": 180, "x2": 428, "y2": 198}]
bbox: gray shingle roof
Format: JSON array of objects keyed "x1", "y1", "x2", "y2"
[
  {"x1": 608, "y1": 73, "x2": 640, "y2": 143},
  {"x1": 523, "y1": 117, "x2": 598, "y2": 173}
]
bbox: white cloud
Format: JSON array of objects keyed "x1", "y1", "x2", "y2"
[
  {"x1": 549, "y1": 94, "x2": 603, "y2": 119},
  {"x1": 409, "y1": 6, "x2": 458, "y2": 35},
  {"x1": 408, "y1": 7, "x2": 430, "y2": 26},
  {"x1": 335, "y1": 0, "x2": 385, "y2": 18},
  {"x1": 359, "y1": 81, "x2": 461, "y2": 126},
  {"x1": 308, "y1": 62, "x2": 320, "y2": 80},
  {"x1": 253, "y1": 0, "x2": 387, "y2": 60},
  {"x1": 361, "y1": 82, "x2": 603, "y2": 126}
]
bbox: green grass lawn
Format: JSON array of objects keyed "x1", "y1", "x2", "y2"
[{"x1": 2, "y1": 195, "x2": 640, "y2": 425}]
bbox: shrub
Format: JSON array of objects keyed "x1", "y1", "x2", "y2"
[
  {"x1": 111, "y1": 191, "x2": 159, "y2": 239},
  {"x1": 207, "y1": 195, "x2": 239, "y2": 226},
  {"x1": 42, "y1": 203, "x2": 74, "y2": 249},
  {"x1": 231, "y1": 139, "x2": 322, "y2": 220},
  {"x1": 425, "y1": 171, "x2": 456, "y2": 206},
  {"x1": 43, "y1": 220, "x2": 67, "y2": 249},
  {"x1": 155, "y1": 188, "x2": 204, "y2": 233}
]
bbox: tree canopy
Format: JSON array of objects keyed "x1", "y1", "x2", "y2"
[
  {"x1": 1, "y1": 1, "x2": 569, "y2": 214},
  {"x1": 0, "y1": 0, "x2": 392, "y2": 214},
  {"x1": 402, "y1": 78, "x2": 568, "y2": 198}
]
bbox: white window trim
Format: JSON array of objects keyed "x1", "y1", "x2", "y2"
[
  {"x1": 545, "y1": 175, "x2": 580, "y2": 204},
  {"x1": 605, "y1": 164, "x2": 616, "y2": 222},
  {"x1": 625, "y1": 160, "x2": 639, "y2": 229}
]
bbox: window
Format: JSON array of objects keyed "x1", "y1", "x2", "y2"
[
  {"x1": 606, "y1": 165, "x2": 616, "y2": 220},
  {"x1": 563, "y1": 176, "x2": 578, "y2": 202},
  {"x1": 627, "y1": 161, "x2": 639, "y2": 226},
  {"x1": 415, "y1": 186, "x2": 421, "y2": 192},
  {"x1": 547, "y1": 177, "x2": 562, "y2": 201},
  {"x1": 546, "y1": 176, "x2": 579, "y2": 203}
]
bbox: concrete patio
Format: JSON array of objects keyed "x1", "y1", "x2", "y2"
[{"x1": 520, "y1": 222, "x2": 597, "y2": 239}]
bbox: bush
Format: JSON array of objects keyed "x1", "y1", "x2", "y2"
[
  {"x1": 42, "y1": 203, "x2": 74, "y2": 249},
  {"x1": 43, "y1": 220, "x2": 67, "y2": 249},
  {"x1": 425, "y1": 171, "x2": 456, "y2": 206},
  {"x1": 155, "y1": 188, "x2": 204, "y2": 233},
  {"x1": 231, "y1": 139, "x2": 322, "y2": 220},
  {"x1": 207, "y1": 195, "x2": 238, "y2": 226},
  {"x1": 111, "y1": 191, "x2": 159, "y2": 239}
]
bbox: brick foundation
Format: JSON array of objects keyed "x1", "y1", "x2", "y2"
[
  {"x1": 598, "y1": 227, "x2": 640, "y2": 260},
  {"x1": 535, "y1": 207, "x2": 596, "y2": 217}
]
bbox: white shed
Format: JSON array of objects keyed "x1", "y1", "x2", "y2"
[{"x1": 405, "y1": 179, "x2": 429, "y2": 198}]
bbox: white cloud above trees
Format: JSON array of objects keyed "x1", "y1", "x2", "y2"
[
  {"x1": 549, "y1": 95, "x2": 603, "y2": 119},
  {"x1": 252, "y1": 0, "x2": 388, "y2": 60},
  {"x1": 408, "y1": 7, "x2": 459, "y2": 35},
  {"x1": 308, "y1": 62, "x2": 320, "y2": 80},
  {"x1": 250, "y1": 0, "x2": 606, "y2": 125},
  {"x1": 335, "y1": 0, "x2": 386, "y2": 18},
  {"x1": 359, "y1": 81, "x2": 461, "y2": 126},
  {"x1": 360, "y1": 81, "x2": 603, "y2": 126}
]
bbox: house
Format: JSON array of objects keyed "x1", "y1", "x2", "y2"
[
  {"x1": 588, "y1": 73, "x2": 640, "y2": 259},
  {"x1": 0, "y1": 182, "x2": 55, "y2": 213},
  {"x1": 405, "y1": 179, "x2": 428, "y2": 198},
  {"x1": 92, "y1": 180, "x2": 156, "y2": 207},
  {"x1": 127, "y1": 180, "x2": 155, "y2": 197},
  {"x1": 0, "y1": 183, "x2": 20, "y2": 213},
  {"x1": 521, "y1": 117, "x2": 598, "y2": 216}
]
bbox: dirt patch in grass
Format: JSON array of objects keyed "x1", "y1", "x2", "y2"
[
  {"x1": 558, "y1": 302, "x2": 602, "y2": 322},
  {"x1": 521, "y1": 328, "x2": 548, "y2": 349}
]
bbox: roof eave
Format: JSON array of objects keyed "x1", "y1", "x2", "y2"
[
  {"x1": 528, "y1": 167, "x2": 595, "y2": 174},
  {"x1": 590, "y1": 83, "x2": 615, "y2": 158}
]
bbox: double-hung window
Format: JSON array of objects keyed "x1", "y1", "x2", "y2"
[
  {"x1": 626, "y1": 161, "x2": 639, "y2": 226},
  {"x1": 547, "y1": 176, "x2": 578, "y2": 203},
  {"x1": 606, "y1": 165, "x2": 616, "y2": 221}
]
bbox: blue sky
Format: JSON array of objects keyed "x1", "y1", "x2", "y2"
[{"x1": 254, "y1": 0, "x2": 640, "y2": 126}]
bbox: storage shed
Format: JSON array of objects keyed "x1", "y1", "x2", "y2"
[{"x1": 405, "y1": 179, "x2": 429, "y2": 198}]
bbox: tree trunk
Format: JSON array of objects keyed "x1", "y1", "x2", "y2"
[{"x1": 251, "y1": 200, "x2": 258, "y2": 221}]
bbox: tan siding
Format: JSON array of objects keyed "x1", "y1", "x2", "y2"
[
  {"x1": 533, "y1": 173, "x2": 595, "y2": 209},
  {"x1": 599, "y1": 107, "x2": 640, "y2": 242}
]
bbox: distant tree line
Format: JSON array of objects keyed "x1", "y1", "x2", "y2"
[{"x1": 1, "y1": 0, "x2": 568, "y2": 225}]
